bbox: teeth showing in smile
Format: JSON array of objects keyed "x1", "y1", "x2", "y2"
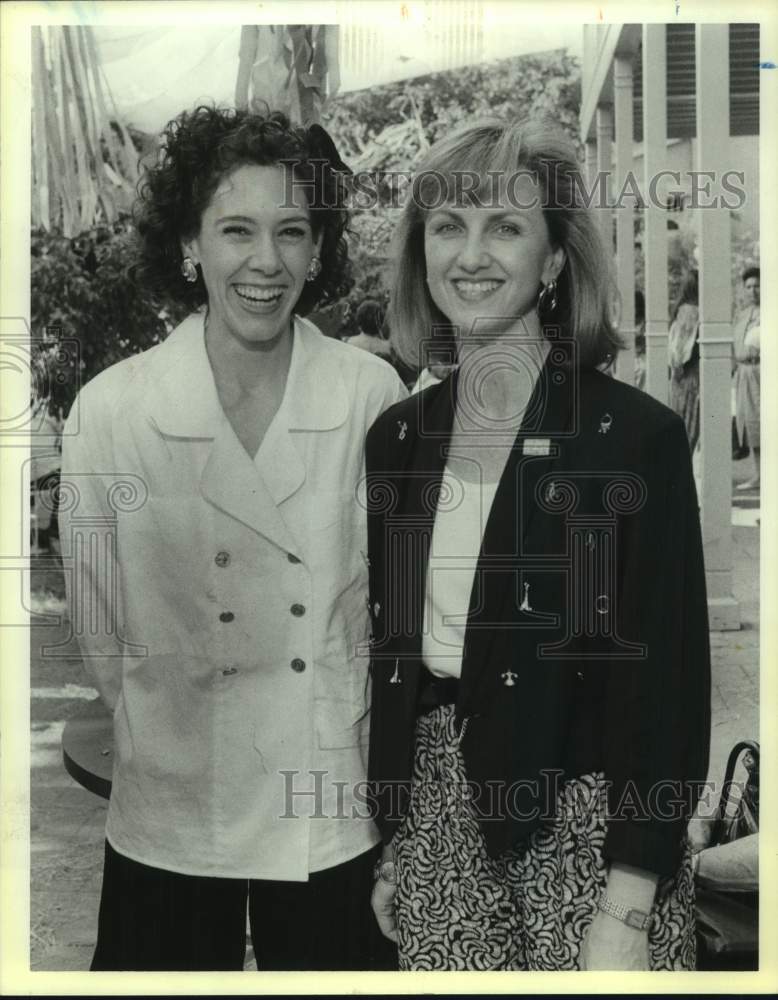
[
  {"x1": 234, "y1": 284, "x2": 285, "y2": 302},
  {"x1": 453, "y1": 279, "x2": 502, "y2": 299}
]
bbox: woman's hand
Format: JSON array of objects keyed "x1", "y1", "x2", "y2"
[
  {"x1": 371, "y1": 876, "x2": 398, "y2": 943},
  {"x1": 580, "y1": 909, "x2": 650, "y2": 970},
  {"x1": 580, "y1": 861, "x2": 657, "y2": 969},
  {"x1": 371, "y1": 845, "x2": 399, "y2": 942}
]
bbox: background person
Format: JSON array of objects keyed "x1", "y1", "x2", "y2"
[
  {"x1": 343, "y1": 298, "x2": 393, "y2": 359},
  {"x1": 409, "y1": 336, "x2": 458, "y2": 394},
  {"x1": 365, "y1": 117, "x2": 710, "y2": 971},
  {"x1": 668, "y1": 270, "x2": 700, "y2": 453},
  {"x1": 60, "y1": 106, "x2": 405, "y2": 972},
  {"x1": 733, "y1": 266, "x2": 760, "y2": 489}
]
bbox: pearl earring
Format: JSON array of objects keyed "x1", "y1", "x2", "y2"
[{"x1": 181, "y1": 257, "x2": 198, "y2": 283}]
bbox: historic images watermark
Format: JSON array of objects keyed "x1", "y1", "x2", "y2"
[
  {"x1": 356, "y1": 334, "x2": 649, "y2": 662},
  {"x1": 41, "y1": 471, "x2": 150, "y2": 659},
  {"x1": 279, "y1": 769, "x2": 729, "y2": 825},
  {"x1": 2, "y1": 317, "x2": 81, "y2": 631},
  {"x1": 285, "y1": 163, "x2": 748, "y2": 212},
  {"x1": 360, "y1": 469, "x2": 648, "y2": 661},
  {"x1": 1, "y1": 316, "x2": 151, "y2": 656},
  {"x1": 0, "y1": 318, "x2": 80, "y2": 439}
]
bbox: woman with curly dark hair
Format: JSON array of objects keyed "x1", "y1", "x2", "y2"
[{"x1": 59, "y1": 105, "x2": 405, "y2": 971}]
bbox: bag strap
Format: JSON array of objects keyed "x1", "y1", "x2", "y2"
[{"x1": 710, "y1": 740, "x2": 760, "y2": 847}]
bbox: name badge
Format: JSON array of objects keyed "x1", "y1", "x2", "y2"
[{"x1": 523, "y1": 438, "x2": 551, "y2": 456}]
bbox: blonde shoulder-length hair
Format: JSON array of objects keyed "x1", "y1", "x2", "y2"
[{"x1": 389, "y1": 117, "x2": 622, "y2": 370}]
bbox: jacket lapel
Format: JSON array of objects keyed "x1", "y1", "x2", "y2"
[
  {"x1": 385, "y1": 376, "x2": 455, "y2": 715},
  {"x1": 200, "y1": 419, "x2": 302, "y2": 557},
  {"x1": 141, "y1": 313, "x2": 347, "y2": 558},
  {"x1": 458, "y1": 345, "x2": 575, "y2": 713},
  {"x1": 251, "y1": 316, "x2": 348, "y2": 511}
]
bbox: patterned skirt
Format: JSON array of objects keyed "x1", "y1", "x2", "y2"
[{"x1": 392, "y1": 705, "x2": 696, "y2": 971}]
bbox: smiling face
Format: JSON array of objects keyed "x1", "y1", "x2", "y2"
[
  {"x1": 422, "y1": 173, "x2": 564, "y2": 340},
  {"x1": 183, "y1": 163, "x2": 322, "y2": 349}
]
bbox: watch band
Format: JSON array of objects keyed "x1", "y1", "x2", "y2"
[
  {"x1": 598, "y1": 892, "x2": 651, "y2": 931},
  {"x1": 373, "y1": 859, "x2": 397, "y2": 885}
]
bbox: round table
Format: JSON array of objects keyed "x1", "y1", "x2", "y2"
[{"x1": 62, "y1": 697, "x2": 113, "y2": 799}]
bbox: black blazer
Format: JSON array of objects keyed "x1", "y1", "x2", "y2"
[{"x1": 365, "y1": 345, "x2": 711, "y2": 877}]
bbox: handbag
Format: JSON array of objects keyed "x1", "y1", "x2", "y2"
[{"x1": 694, "y1": 741, "x2": 759, "y2": 970}]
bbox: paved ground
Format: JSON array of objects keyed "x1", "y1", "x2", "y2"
[{"x1": 27, "y1": 459, "x2": 761, "y2": 972}]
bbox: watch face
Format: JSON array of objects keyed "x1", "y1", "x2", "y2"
[{"x1": 625, "y1": 909, "x2": 649, "y2": 930}]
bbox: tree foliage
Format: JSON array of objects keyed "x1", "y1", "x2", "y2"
[
  {"x1": 31, "y1": 218, "x2": 189, "y2": 418},
  {"x1": 327, "y1": 49, "x2": 581, "y2": 166}
]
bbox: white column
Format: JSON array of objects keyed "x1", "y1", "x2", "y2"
[
  {"x1": 696, "y1": 24, "x2": 740, "y2": 630},
  {"x1": 585, "y1": 139, "x2": 597, "y2": 188},
  {"x1": 614, "y1": 55, "x2": 636, "y2": 385},
  {"x1": 642, "y1": 24, "x2": 669, "y2": 404},
  {"x1": 595, "y1": 104, "x2": 614, "y2": 253}
]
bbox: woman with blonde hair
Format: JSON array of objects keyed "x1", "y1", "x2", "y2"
[{"x1": 365, "y1": 117, "x2": 710, "y2": 971}]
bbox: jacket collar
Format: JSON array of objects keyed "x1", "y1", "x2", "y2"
[
  {"x1": 143, "y1": 312, "x2": 348, "y2": 438},
  {"x1": 142, "y1": 312, "x2": 348, "y2": 557}
]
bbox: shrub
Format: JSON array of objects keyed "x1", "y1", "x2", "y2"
[{"x1": 31, "y1": 216, "x2": 190, "y2": 419}]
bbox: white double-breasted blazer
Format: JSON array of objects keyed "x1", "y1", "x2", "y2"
[{"x1": 60, "y1": 312, "x2": 407, "y2": 879}]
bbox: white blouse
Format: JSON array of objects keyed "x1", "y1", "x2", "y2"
[{"x1": 422, "y1": 467, "x2": 499, "y2": 679}]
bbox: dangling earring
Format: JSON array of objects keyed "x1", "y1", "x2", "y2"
[
  {"x1": 537, "y1": 278, "x2": 558, "y2": 315},
  {"x1": 306, "y1": 256, "x2": 322, "y2": 282},
  {"x1": 181, "y1": 257, "x2": 198, "y2": 283}
]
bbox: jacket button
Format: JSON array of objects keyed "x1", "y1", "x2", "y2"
[
  {"x1": 290, "y1": 603, "x2": 306, "y2": 617},
  {"x1": 287, "y1": 552, "x2": 301, "y2": 564},
  {"x1": 215, "y1": 551, "x2": 231, "y2": 567},
  {"x1": 219, "y1": 611, "x2": 235, "y2": 623},
  {"x1": 291, "y1": 658, "x2": 306, "y2": 673}
]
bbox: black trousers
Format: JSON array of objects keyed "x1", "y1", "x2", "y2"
[{"x1": 91, "y1": 839, "x2": 396, "y2": 971}]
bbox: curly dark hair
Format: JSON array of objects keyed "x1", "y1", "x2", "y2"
[{"x1": 133, "y1": 105, "x2": 352, "y2": 314}]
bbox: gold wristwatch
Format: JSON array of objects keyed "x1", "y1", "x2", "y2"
[{"x1": 598, "y1": 893, "x2": 651, "y2": 931}]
